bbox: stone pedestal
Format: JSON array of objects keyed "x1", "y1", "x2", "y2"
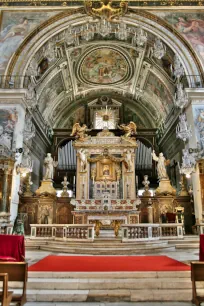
[
  {"x1": 147, "y1": 205, "x2": 153, "y2": 223},
  {"x1": 36, "y1": 180, "x2": 56, "y2": 196},
  {"x1": 155, "y1": 179, "x2": 176, "y2": 196}
]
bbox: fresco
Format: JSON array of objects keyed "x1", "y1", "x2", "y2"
[
  {"x1": 145, "y1": 72, "x2": 173, "y2": 113},
  {"x1": 0, "y1": 108, "x2": 18, "y2": 149},
  {"x1": 65, "y1": 106, "x2": 86, "y2": 128},
  {"x1": 124, "y1": 106, "x2": 145, "y2": 128},
  {"x1": 154, "y1": 12, "x2": 204, "y2": 65},
  {"x1": 0, "y1": 11, "x2": 59, "y2": 72},
  {"x1": 80, "y1": 48, "x2": 129, "y2": 85}
]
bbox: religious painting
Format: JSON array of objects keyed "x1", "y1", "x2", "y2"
[
  {"x1": 79, "y1": 47, "x2": 130, "y2": 85},
  {"x1": 145, "y1": 72, "x2": 173, "y2": 112},
  {"x1": 154, "y1": 12, "x2": 204, "y2": 65},
  {"x1": 0, "y1": 11, "x2": 59, "y2": 72},
  {"x1": 96, "y1": 158, "x2": 116, "y2": 181},
  {"x1": 0, "y1": 108, "x2": 18, "y2": 149}
]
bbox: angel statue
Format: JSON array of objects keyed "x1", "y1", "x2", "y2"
[
  {"x1": 151, "y1": 150, "x2": 170, "y2": 180},
  {"x1": 70, "y1": 123, "x2": 90, "y2": 141},
  {"x1": 118, "y1": 121, "x2": 137, "y2": 138}
]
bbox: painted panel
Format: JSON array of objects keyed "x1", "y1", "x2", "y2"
[
  {"x1": 0, "y1": 11, "x2": 59, "y2": 73},
  {"x1": 154, "y1": 12, "x2": 204, "y2": 65},
  {"x1": 145, "y1": 72, "x2": 173, "y2": 112}
]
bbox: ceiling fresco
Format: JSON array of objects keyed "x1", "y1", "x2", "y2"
[
  {"x1": 11, "y1": 9, "x2": 200, "y2": 130},
  {"x1": 78, "y1": 47, "x2": 131, "y2": 85}
]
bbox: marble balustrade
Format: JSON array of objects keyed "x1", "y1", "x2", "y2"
[
  {"x1": 121, "y1": 223, "x2": 184, "y2": 241},
  {"x1": 30, "y1": 224, "x2": 95, "y2": 241}
]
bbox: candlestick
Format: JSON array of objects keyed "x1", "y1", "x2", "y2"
[{"x1": 73, "y1": 176, "x2": 75, "y2": 184}]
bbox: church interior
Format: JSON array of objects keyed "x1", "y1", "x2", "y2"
[{"x1": 1, "y1": 0, "x2": 204, "y2": 304}]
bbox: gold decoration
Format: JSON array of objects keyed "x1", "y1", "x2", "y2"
[
  {"x1": 96, "y1": 158, "x2": 116, "y2": 181},
  {"x1": 118, "y1": 121, "x2": 137, "y2": 144},
  {"x1": 88, "y1": 148, "x2": 124, "y2": 163},
  {"x1": 84, "y1": 0, "x2": 128, "y2": 21},
  {"x1": 70, "y1": 123, "x2": 91, "y2": 142}
]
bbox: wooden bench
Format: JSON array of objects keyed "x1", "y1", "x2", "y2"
[
  {"x1": 0, "y1": 262, "x2": 27, "y2": 306},
  {"x1": 191, "y1": 261, "x2": 204, "y2": 306},
  {"x1": 0, "y1": 273, "x2": 13, "y2": 306}
]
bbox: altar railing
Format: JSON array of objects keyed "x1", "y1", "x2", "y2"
[
  {"x1": 121, "y1": 223, "x2": 183, "y2": 241},
  {"x1": 30, "y1": 224, "x2": 95, "y2": 241}
]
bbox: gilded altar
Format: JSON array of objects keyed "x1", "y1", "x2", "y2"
[{"x1": 71, "y1": 125, "x2": 141, "y2": 229}]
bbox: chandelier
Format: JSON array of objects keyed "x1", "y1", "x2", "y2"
[
  {"x1": 115, "y1": 22, "x2": 129, "y2": 40},
  {"x1": 171, "y1": 55, "x2": 185, "y2": 79},
  {"x1": 174, "y1": 82, "x2": 188, "y2": 109},
  {"x1": 132, "y1": 28, "x2": 147, "y2": 47},
  {"x1": 176, "y1": 113, "x2": 192, "y2": 142},
  {"x1": 95, "y1": 18, "x2": 112, "y2": 37},
  {"x1": 152, "y1": 38, "x2": 166, "y2": 60},
  {"x1": 178, "y1": 149, "x2": 196, "y2": 178}
]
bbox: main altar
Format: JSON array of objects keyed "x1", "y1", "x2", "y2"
[{"x1": 70, "y1": 123, "x2": 141, "y2": 235}]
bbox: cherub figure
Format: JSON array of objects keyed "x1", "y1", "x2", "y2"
[
  {"x1": 118, "y1": 121, "x2": 137, "y2": 138},
  {"x1": 70, "y1": 123, "x2": 90, "y2": 141}
]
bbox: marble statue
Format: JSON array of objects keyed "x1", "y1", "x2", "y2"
[
  {"x1": 61, "y1": 176, "x2": 69, "y2": 197},
  {"x1": 124, "y1": 150, "x2": 132, "y2": 172},
  {"x1": 151, "y1": 150, "x2": 169, "y2": 180},
  {"x1": 43, "y1": 153, "x2": 58, "y2": 180},
  {"x1": 0, "y1": 125, "x2": 12, "y2": 149},
  {"x1": 118, "y1": 121, "x2": 137, "y2": 138},
  {"x1": 78, "y1": 149, "x2": 87, "y2": 172}
]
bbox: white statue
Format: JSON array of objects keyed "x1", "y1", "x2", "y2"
[
  {"x1": 151, "y1": 150, "x2": 170, "y2": 180},
  {"x1": 43, "y1": 153, "x2": 58, "y2": 180},
  {"x1": 0, "y1": 125, "x2": 12, "y2": 149},
  {"x1": 78, "y1": 149, "x2": 87, "y2": 172},
  {"x1": 124, "y1": 150, "x2": 133, "y2": 172}
]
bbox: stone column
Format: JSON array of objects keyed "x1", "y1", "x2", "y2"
[
  {"x1": 185, "y1": 89, "x2": 204, "y2": 223},
  {"x1": 0, "y1": 90, "x2": 27, "y2": 222},
  {"x1": 147, "y1": 204, "x2": 153, "y2": 224},
  {"x1": 1, "y1": 170, "x2": 9, "y2": 213}
]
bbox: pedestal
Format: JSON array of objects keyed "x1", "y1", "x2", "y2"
[
  {"x1": 147, "y1": 205, "x2": 153, "y2": 223},
  {"x1": 155, "y1": 179, "x2": 176, "y2": 196},
  {"x1": 35, "y1": 180, "x2": 56, "y2": 196}
]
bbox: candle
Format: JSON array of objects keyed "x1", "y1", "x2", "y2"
[
  {"x1": 73, "y1": 176, "x2": 75, "y2": 184},
  {"x1": 136, "y1": 175, "x2": 138, "y2": 186}
]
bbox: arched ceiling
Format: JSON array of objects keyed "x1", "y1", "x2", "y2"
[{"x1": 8, "y1": 9, "x2": 202, "y2": 130}]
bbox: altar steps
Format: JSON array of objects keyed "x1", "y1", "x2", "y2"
[
  {"x1": 26, "y1": 239, "x2": 175, "y2": 255},
  {"x1": 9, "y1": 271, "x2": 200, "y2": 302},
  {"x1": 168, "y1": 236, "x2": 199, "y2": 249}
]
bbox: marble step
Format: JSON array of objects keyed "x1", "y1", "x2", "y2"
[
  {"x1": 175, "y1": 243, "x2": 199, "y2": 249},
  {"x1": 168, "y1": 239, "x2": 199, "y2": 244},
  {"x1": 27, "y1": 271, "x2": 191, "y2": 279},
  {"x1": 10, "y1": 288, "x2": 199, "y2": 302},
  {"x1": 28, "y1": 271, "x2": 191, "y2": 281},
  {"x1": 25, "y1": 278, "x2": 197, "y2": 290},
  {"x1": 38, "y1": 244, "x2": 174, "y2": 254}
]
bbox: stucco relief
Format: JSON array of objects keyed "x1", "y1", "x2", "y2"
[{"x1": 0, "y1": 108, "x2": 18, "y2": 149}]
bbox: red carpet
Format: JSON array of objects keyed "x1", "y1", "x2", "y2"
[{"x1": 29, "y1": 255, "x2": 190, "y2": 272}]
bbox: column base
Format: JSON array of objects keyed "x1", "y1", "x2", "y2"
[
  {"x1": 155, "y1": 179, "x2": 176, "y2": 196},
  {"x1": 35, "y1": 180, "x2": 56, "y2": 196}
]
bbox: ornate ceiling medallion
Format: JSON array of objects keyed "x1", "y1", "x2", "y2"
[
  {"x1": 77, "y1": 47, "x2": 133, "y2": 86},
  {"x1": 84, "y1": 0, "x2": 128, "y2": 21}
]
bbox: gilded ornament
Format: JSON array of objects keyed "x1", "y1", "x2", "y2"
[{"x1": 84, "y1": 0, "x2": 128, "y2": 21}]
